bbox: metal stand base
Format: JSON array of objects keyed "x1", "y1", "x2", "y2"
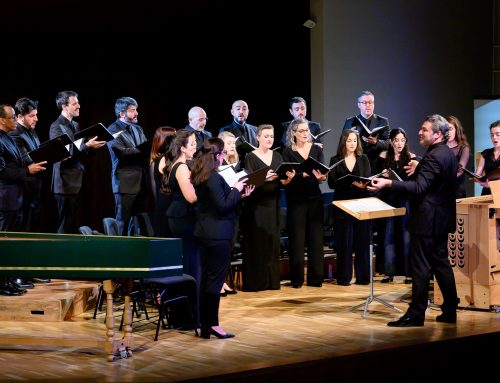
[{"x1": 351, "y1": 244, "x2": 403, "y2": 319}]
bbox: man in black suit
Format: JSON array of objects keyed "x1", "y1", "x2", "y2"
[
  {"x1": 10, "y1": 98, "x2": 43, "y2": 232},
  {"x1": 219, "y1": 100, "x2": 258, "y2": 159},
  {"x1": 184, "y1": 106, "x2": 212, "y2": 155},
  {"x1": 370, "y1": 114, "x2": 458, "y2": 327},
  {"x1": 0, "y1": 104, "x2": 46, "y2": 295},
  {"x1": 50, "y1": 91, "x2": 106, "y2": 234},
  {"x1": 280, "y1": 96, "x2": 322, "y2": 147},
  {"x1": 107, "y1": 97, "x2": 149, "y2": 236},
  {"x1": 343, "y1": 90, "x2": 390, "y2": 171}
]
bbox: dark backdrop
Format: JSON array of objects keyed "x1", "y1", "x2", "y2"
[{"x1": 3, "y1": 0, "x2": 312, "y2": 232}]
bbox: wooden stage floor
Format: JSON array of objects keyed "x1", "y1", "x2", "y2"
[{"x1": 0, "y1": 278, "x2": 499, "y2": 382}]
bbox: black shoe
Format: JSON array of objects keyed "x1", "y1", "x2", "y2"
[
  {"x1": 0, "y1": 282, "x2": 26, "y2": 296},
  {"x1": 387, "y1": 314, "x2": 424, "y2": 327},
  {"x1": 12, "y1": 278, "x2": 34, "y2": 289},
  {"x1": 200, "y1": 327, "x2": 235, "y2": 339},
  {"x1": 436, "y1": 312, "x2": 456, "y2": 323},
  {"x1": 224, "y1": 288, "x2": 237, "y2": 295},
  {"x1": 308, "y1": 282, "x2": 322, "y2": 287},
  {"x1": 380, "y1": 276, "x2": 394, "y2": 283},
  {"x1": 337, "y1": 281, "x2": 351, "y2": 286},
  {"x1": 404, "y1": 278, "x2": 412, "y2": 284},
  {"x1": 291, "y1": 282, "x2": 303, "y2": 289},
  {"x1": 355, "y1": 280, "x2": 370, "y2": 285},
  {"x1": 220, "y1": 291, "x2": 227, "y2": 297}
]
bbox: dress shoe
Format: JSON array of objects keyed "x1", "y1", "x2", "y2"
[
  {"x1": 404, "y1": 278, "x2": 412, "y2": 284},
  {"x1": 355, "y1": 280, "x2": 370, "y2": 285},
  {"x1": 308, "y1": 282, "x2": 322, "y2": 287},
  {"x1": 12, "y1": 278, "x2": 34, "y2": 289},
  {"x1": 387, "y1": 314, "x2": 424, "y2": 327},
  {"x1": 380, "y1": 276, "x2": 394, "y2": 283},
  {"x1": 200, "y1": 327, "x2": 235, "y2": 339},
  {"x1": 0, "y1": 283, "x2": 26, "y2": 296},
  {"x1": 337, "y1": 281, "x2": 351, "y2": 286},
  {"x1": 436, "y1": 312, "x2": 457, "y2": 323},
  {"x1": 220, "y1": 291, "x2": 227, "y2": 297},
  {"x1": 291, "y1": 282, "x2": 303, "y2": 289},
  {"x1": 224, "y1": 288, "x2": 237, "y2": 295}
]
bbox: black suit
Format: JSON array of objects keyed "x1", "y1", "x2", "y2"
[
  {"x1": 50, "y1": 115, "x2": 89, "y2": 233},
  {"x1": 9, "y1": 124, "x2": 43, "y2": 232},
  {"x1": 391, "y1": 141, "x2": 458, "y2": 319},
  {"x1": 0, "y1": 130, "x2": 29, "y2": 231},
  {"x1": 107, "y1": 119, "x2": 148, "y2": 236},
  {"x1": 343, "y1": 114, "x2": 390, "y2": 171},
  {"x1": 219, "y1": 121, "x2": 258, "y2": 160},
  {"x1": 184, "y1": 125, "x2": 212, "y2": 155},
  {"x1": 194, "y1": 172, "x2": 241, "y2": 330},
  {"x1": 280, "y1": 120, "x2": 321, "y2": 146}
]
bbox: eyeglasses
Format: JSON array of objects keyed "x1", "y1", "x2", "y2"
[
  {"x1": 296, "y1": 129, "x2": 310, "y2": 134},
  {"x1": 358, "y1": 101, "x2": 374, "y2": 106},
  {"x1": 197, "y1": 117, "x2": 208, "y2": 122}
]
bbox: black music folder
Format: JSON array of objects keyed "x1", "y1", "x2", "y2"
[
  {"x1": 355, "y1": 116, "x2": 389, "y2": 137},
  {"x1": 274, "y1": 162, "x2": 301, "y2": 179},
  {"x1": 462, "y1": 166, "x2": 500, "y2": 182},
  {"x1": 300, "y1": 157, "x2": 345, "y2": 177},
  {"x1": 74, "y1": 123, "x2": 114, "y2": 142},
  {"x1": 235, "y1": 136, "x2": 257, "y2": 154},
  {"x1": 39, "y1": 133, "x2": 73, "y2": 147},
  {"x1": 239, "y1": 166, "x2": 270, "y2": 187},
  {"x1": 311, "y1": 129, "x2": 332, "y2": 141},
  {"x1": 28, "y1": 138, "x2": 71, "y2": 165}
]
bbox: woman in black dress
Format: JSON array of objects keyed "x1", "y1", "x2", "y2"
[
  {"x1": 475, "y1": 120, "x2": 500, "y2": 195},
  {"x1": 446, "y1": 116, "x2": 470, "y2": 199},
  {"x1": 149, "y1": 126, "x2": 176, "y2": 237}
]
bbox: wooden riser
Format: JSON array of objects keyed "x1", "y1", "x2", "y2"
[{"x1": 0, "y1": 280, "x2": 98, "y2": 322}]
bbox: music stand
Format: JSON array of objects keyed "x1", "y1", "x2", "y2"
[{"x1": 333, "y1": 197, "x2": 406, "y2": 318}]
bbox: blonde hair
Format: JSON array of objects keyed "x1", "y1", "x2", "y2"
[{"x1": 217, "y1": 131, "x2": 239, "y2": 164}]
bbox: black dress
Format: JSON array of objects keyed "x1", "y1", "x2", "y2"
[
  {"x1": 241, "y1": 151, "x2": 282, "y2": 291},
  {"x1": 151, "y1": 155, "x2": 172, "y2": 237},
  {"x1": 480, "y1": 148, "x2": 500, "y2": 195}
]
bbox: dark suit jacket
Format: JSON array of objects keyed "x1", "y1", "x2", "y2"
[
  {"x1": 343, "y1": 114, "x2": 390, "y2": 158},
  {"x1": 280, "y1": 120, "x2": 321, "y2": 146},
  {"x1": 193, "y1": 172, "x2": 241, "y2": 240},
  {"x1": 184, "y1": 125, "x2": 212, "y2": 153},
  {"x1": 0, "y1": 130, "x2": 28, "y2": 210},
  {"x1": 391, "y1": 142, "x2": 457, "y2": 236},
  {"x1": 49, "y1": 115, "x2": 88, "y2": 194},
  {"x1": 219, "y1": 121, "x2": 258, "y2": 147},
  {"x1": 107, "y1": 119, "x2": 148, "y2": 194},
  {"x1": 10, "y1": 124, "x2": 43, "y2": 197}
]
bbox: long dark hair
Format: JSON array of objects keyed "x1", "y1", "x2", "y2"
[
  {"x1": 336, "y1": 129, "x2": 363, "y2": 157},
  {"x1": 150, "y1": 126, "x2": 176, "y2": 164},
  {"x1": 190, "y1": 137, "x2": 224, "y2": 187},
  {"x1": 161, "y1": 129, "x2": 195, "y2": 194},
  {"x1": 384, "y1": 128, "x2": 412, "y2": 170}
]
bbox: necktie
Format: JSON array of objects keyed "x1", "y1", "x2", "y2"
[{"x1": 128, "y1": 125, "x2": 139, "y2": 146}]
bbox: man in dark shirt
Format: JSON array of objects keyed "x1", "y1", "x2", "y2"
[
  {"x1": 184, "y1": 106, "x2": 212, "y2": 155},
  {"x1": 280, "y1": 96, "x2": 322, "y2": 148}
]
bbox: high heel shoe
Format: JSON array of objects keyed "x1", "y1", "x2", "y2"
[
  {"x1": 224, "y1": 288, "x2": 237, "y2": 295},
  {"x1": 200, "y1": 327, "x2": 235, "y2": 339}
]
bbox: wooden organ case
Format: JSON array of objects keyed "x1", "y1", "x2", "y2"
[{"x1": 434, "y1": 182, "x2": 500, "y2": 310}]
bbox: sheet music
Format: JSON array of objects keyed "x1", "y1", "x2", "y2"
[
  {"x1": 73, "y1": 138, "x2": 84, "y2": 149},
  {"x1": 340, "y1": 197, "x2": 395, "y2": 212}
]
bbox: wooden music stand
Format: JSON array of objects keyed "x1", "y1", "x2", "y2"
[{"x1": 333, "y1": 197, "x2": 406, "y2": 318}]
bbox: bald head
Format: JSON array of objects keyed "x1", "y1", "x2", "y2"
[{"x1": 188, "y1": 106, "x2": 208, "y2": 131}]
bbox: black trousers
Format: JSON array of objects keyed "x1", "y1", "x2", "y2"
[
  {"x1": 408, "y1": 233, "x2": 458, "y2": 319},
  {"x1": 287, "y1": 197, "x2": 324, "y2": 285},
  {"x1": 114, "y1": 192, "x2": 145, "y2": 236},
  {"x1": 197, "y1": 238, "x2": 230, "y2": 328},
  {"x1": 54, "y1": 193, "x2": 80, "y2": 234}
]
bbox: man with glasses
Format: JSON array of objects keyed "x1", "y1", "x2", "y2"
[
  {"x1": 185, "y1": 106, "x2": 212, "y2": 155},
  {"x1": 342, "y1": 90, "x2": 390, "y2": 171}
]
